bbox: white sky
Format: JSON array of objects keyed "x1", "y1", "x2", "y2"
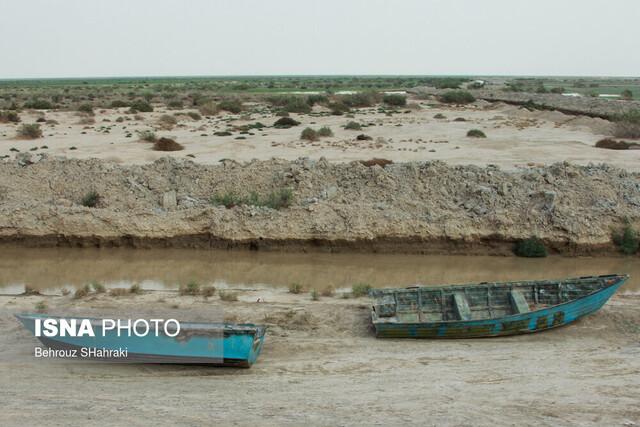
[{"x1": 0, "y1": 0, "x2": 638, "y2": 78}]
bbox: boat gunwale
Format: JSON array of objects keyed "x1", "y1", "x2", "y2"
[{"x1": 371, "y1": 274, "x2": 628, "y2": 326}]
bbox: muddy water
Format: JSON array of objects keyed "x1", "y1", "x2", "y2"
[{"x1": 1, "y1": 248, "x2": 638, "y2": 294}]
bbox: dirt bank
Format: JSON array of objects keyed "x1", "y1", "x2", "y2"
[
  {"x1": 1, "y1": 288, "x2": 639, "y2": 426},
  {"x1": 0, "y1": 157, "x2": 639, "y2": 255}
]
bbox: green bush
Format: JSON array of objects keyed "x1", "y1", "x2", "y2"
[
  {"x1": 612, "y1": 222, "x2": 639, "y2": 255},
  {"x1": 167, "y1": 99, "x2": 184, "y2": 109},
  {"x1": 439, "y1": 91, "x2": 475, "y2": 104},
  {"x1": 351, "y1": 283, "x2": 372, "y2": 297},
  {"x1": 0, "y1": 110, "x2": 20, "y2": 123},
  {"x1": 129, "y1": 100, "x2": 154, "y2": 113},
  {"x1": 17, "y1": 123, "x2": 43, "y2": 139},
  {"x1": 514, "y1": 237, "x2": 548, "y2": 257},
  {"x1": 77, "y1": 103, "x2": 94, "y2": 115},
  {"x1": 273, "y1": 117, "x2": 300, "y2": 128},
  {"x1": 550, "y1": 87, "x2": 565, "y2": 94},
  {"x1": 218, "y1": 99, "x2": 243, "y2": 114},
  {"x1": 110, "y1": 100, "x2": 129, "y2": 108},
  {"x1": 383, "y1": 94, "x2": 407, "y2": 106},
  {"x1": 329, "y1": 102, "x2": 350, "y2": 115},
  {"x1": 91, "y1": 281, "x2": 106, "y2": 293},
  {"x1": 317, "y1": 126, "x2": 333, "y2": 137},
  {"x1": 621, "y1": 90, "x2": 633, "y2": 100},
  {"x1": 267, "y1": 96, "x2": 311, "y2": 113},
  {"x1": 179, "y1": 281, "x2": 201, "y2": 296},
  {"x1": 23, "y1": 99, "x2": 53, "y2": 109},
  {"x1": 467, "y1": 129, "x2": 486, "y2": 138},
  {"x1": 344, "y1": 121, "x2": 362, "y2": 130},
  {"x1": 81, "y1": 190, "x2": 100, "y2": 208},
  {"x1": 301, "y1": 127, "x2": 318, "y2": 141}
]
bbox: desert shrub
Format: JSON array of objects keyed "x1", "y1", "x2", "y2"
[
  {"x1": 320, "y1": 286, "x2": 335, "y2": 297},
  {"x1": 383, "y1": 94, "x2": 407, "y2": 106},
  {"x1": 187, "y1": 111, "x2": 201, "y2": 120},
  {"x1": 267, "y1": 96, "x2": 311, "y2": 113},
  {"x1": 301, "y1": 127, "x2": 318, "y2": 141},
  {"x1": 0, "y1": 110, "x2": 20, "y2": 123},
  {"x1": 613, "y1": 110, "x2": 640, "y2": 139},
  {"x1": 317, "y1": 126, "x2": 333, "y2": 137},
  {"x1": 214, "y1": 131, "x2": 232, "y2": 137},
  {"x1": 264, "y1": 188, "x2": 293, "y2": 209},
  {"x1": 328, "y1": 102, "x2": 350, "y2": 115},
  {"x1": 612, "y1": 222, "x2": 639, "y2": 255},
  {"x1": 595, "y1": 138, "x2": 637, "y2": 150},
  {"x1": 158, "y1": 114, "x2": 178, "y2": 129},
  {"x1": 211, "y1": 192, "x2": 243, "y2": 208},
  {"x1": 344, "y1": 121, "x2": 362, "y2": 130},
  {"x1": 351, "y1": 283, "x2": 372, "y2": 297},
  {"x1": 153, "y1": 137, "x2": 184, "y2": 151},
  {"x1": 310, "y1": 290, "x2": 319, "y2": 301},
  {"x1": 90, "y1": 281, "x2": 105, "y2": 293},
  {"x1": 202, "y1": 286, "x2": 216, "y2": 298},
  {"x1": 467, "y1": 129, "x2": 486, "y2": 138},
  {"x1": 274, "y1": 117, "x2": 300, "y2": 128},
  {"x1": 339, "y1": 91, "x2": 380, "y2": 108},
  {"x1": 356, "y1": 134, "x2": 372, "y2": 141},
  {"x1": 550, "y1": 87, "x2": 565, "y2": 94},
  {"x1": 360, "y1": 158, "x2": 393, "y2": 168},
  {"x1": 219, "y1": 291, "x2": 238, "y2": 302},
  {"x1": 17, "y1": 123, "x2": 42, "y2": 139},
  {"x1": 129, "y1": 283, "x2": 142, "y2": 294},
  {"x1": 23, "y1": 99, "x2": 53, "y2": 109},
  {"x1": 129, "y1": 100, "x2": 153, "y2": 113},
  {"x1": 289, "y1": 283, "x2": 303, "y2": 294},
  {"x1": 110, "y1": 100, "x2": 129, "y2": 108},
  {"x1": 218, "y1": 99, "x2": 243, "y2": 114},
  {"x1": 73, "y1": 284, "x2": 91, "y2": 299},
  {"x1": 167, "y1": 99, "x2": 184, "y2": 109},
  {"x1": 621, "y1": 90, "x2": 633, "y2": 100},
  {"x1": 109, "y1": 288, "x2": 129, "y2": 297},
  {"x1": 77, "y1": 115, "x2": 95, "y2": 125},
  {"x1": 514, "y1": 237, "x2": 548, "y2": 257},
  {"x1": 453, "y1": 117, "x2": 467, "y2": 122},
  {"x1": 179, "y1": 281, "x2": 200, "y2": 296},
  {"x1": 307, "y1": 94, "x2": 328, "y2": 106},
  {"x1": 433, "y1": 113, "x2": 446, "y2": 119},
  {"x1": 439, "y1": 91, "x2": 475, "y2": 104},
  {"x1": 198, "y1": 102, "x2": 218, "y2": 116},
  {"x1": 81, "y1": 190, "x2": 100, "y2": 208},
  {"x1": 137, "y1": 130, "x2": 157, "y2": 142},
  {"x1": 77, "y1": 103, "x2": 94, "y2": 115}
]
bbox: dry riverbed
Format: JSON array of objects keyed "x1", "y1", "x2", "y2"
[{"x1": 0, "y1": 287, "x2": 639, "y2": 426}]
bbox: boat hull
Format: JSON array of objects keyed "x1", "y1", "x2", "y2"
[
  {"x1": 373, "y1": 276, "x2": 626, "y2": 339},
  {"x1": 16, "y1": 314, "x2": 266, "y2": 367}
]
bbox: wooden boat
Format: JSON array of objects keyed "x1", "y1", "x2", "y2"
[
  {"x1": 370, "y1": 274, "x2": 628, "y2": 338},
  {"x1": 16, "y1": 314, "x2": 266, "y2": 367}
]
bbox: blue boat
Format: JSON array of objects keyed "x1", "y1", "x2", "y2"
[
  {"x1": 16, "y1": 314, "x2": 266, "y2": 367},
  {"x1": 370, "y1": 274, "x2": 628, "y2": 338}
]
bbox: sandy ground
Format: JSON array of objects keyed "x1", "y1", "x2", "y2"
[
  {"x1": 1, "y1": 287, "x2": 639, "y2": 426},
  {"x1": 2, "y1": 99, "x2": 638, "y2": 171}
]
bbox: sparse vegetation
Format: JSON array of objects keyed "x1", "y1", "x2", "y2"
[
  {"x1": 320, "y1": 286, "x2": 335, "y2": 297},
  {"x1": 109, "y1": 288, "x2": 129, "y2": 297},
  {"x1": 612, "y1": 221, "x2": 639, "y2": 255},
  {"x1": 73, "y1": 284, "x2": 91, "y2": 299},
  {"x1": 613, "y1": 110, "x2": 640, "y2": 139},
  {"x1": 434, "y1": 113, "x2": 446, "y2": 119},
  {"x1": 179, "y1": 281, "x2": 201, "y2": 296},
  {"x1": 621, "y1": 89, "x2": 633, "y2": 100},
  {"x1": 158, "y1": 114, "x2": 178, "y2": 129},
  {"x1": 514, "y1": 237, "x2": 548, "y2": 257},
  {"x1": 317, "y1": 126, "x2": 333, "y2": 137},
  {"x1": 218, "y1": 99, "x2": 243, "y2": 114},
  {"x1": 310, "y1": 290, "x2": 319, "y2": 301},
  {"x1": 198, "y1": 102, "x2": 218, "y2": 116},
  {"x1": 351, "y1": 283, "x2": 372, "y2": 297},
  {"x1": 266, "y1": 96, "x2": 312, "y2": 114},
  {"x1": 77, "y1": 103, "x2": 94, "y2": 115},
  {"x1": 81, "y1": 190, "x2": 100, "y2": 208},
  {"x1": 17, "y1": 123, "x2": 43, "y2": 139},
  {"x1": 91, "y1": 281, "x2": 106, "y2": 293},
  {"x1": 0, "y1": 110, "x2": 20, "y2": 123},
  {"x1": 153, "y1": 137, "x2": 184, "y2": 151},
  {"x1": 129, "y1": 283, "x2": 142, "y2": 294},
  {"x1": 467, "y1": 129, "x2": 487, "y2": 138},
  {"x1": 202, "y1": 285, "x2": 216, "y2": 298},
  {"x1": 23, "y1": 99, "x2": 53, "y2": 109},
  {"x1": 35, "y1": 301, "x2": 47, "y2": 313},
  {"x1": 211, "y1": 188, "x2": 293, "y2": 210},
  {"x1": 289, "y1": 283, "x2": 303, "y2": 294},
  {"x1": 137, "y1": 130, "x2": 157, "y2": 142},
  {"x1": 439, "y1": 91, "x2": 476, "y2": 104}
]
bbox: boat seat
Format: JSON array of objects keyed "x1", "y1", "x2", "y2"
[
  {"x1": 453, "y1": 293, "x2": 472, "y2": 321},
  {"x1": 510, "y1": 290, "x2": 530, "y2": 314}
]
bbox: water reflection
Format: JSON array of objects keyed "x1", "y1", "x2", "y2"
[{"x1": 0, "y1": 247, "x2": 638, "y2": 293}]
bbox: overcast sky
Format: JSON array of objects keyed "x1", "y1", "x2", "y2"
[{"x1": 0, "y1": 0, "x2": 638, "y2": 79}]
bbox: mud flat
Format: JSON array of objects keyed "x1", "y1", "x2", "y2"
[
  {"x1": 0, "y1": 157, "x2": 639, "y2": 255},
  {"x1": 1, "y1": 287, "x2": 639, "y2": 426}
]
